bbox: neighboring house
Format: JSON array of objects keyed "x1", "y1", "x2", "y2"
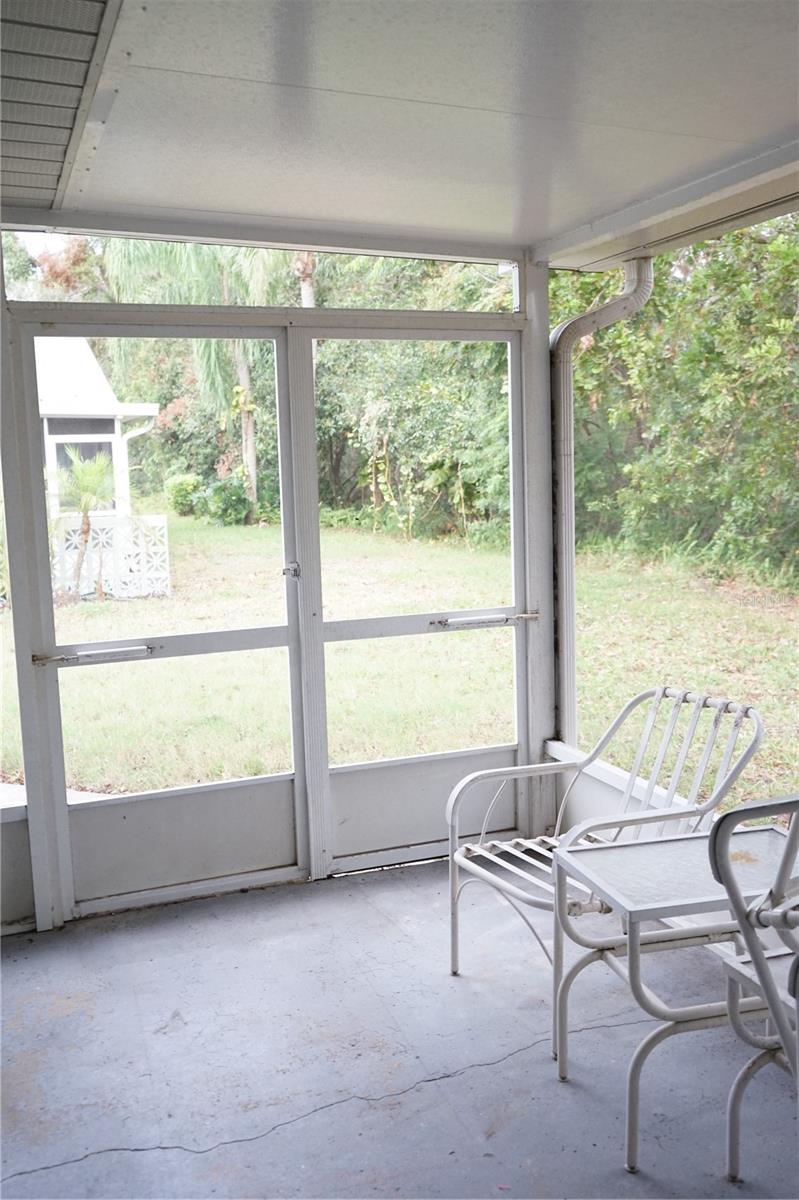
[
  {"x1": 36, "y1": 336, "x2": 156, "y2": 518},
  {"x1": 34, "y1": 338, "x2": 170, "y2": 599}
]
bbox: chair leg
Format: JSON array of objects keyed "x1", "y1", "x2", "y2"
[
  {"x1": 552, "y1": 904, "x2": 563, "y2": 1060},
  {"x1": 726, "y1": 1049, "x2": 776, "y2": 1182},
  {"x1": 625, "y1": 1022, "x2": 680, "y2": 1173},
  {"x1": 555, "y1": 948, "x2": 602, "y2": 1081},
  {"x1": 449, "y1": 853, "x2": 460, "y2": 976}
]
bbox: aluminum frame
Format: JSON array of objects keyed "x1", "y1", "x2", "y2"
[{"x1": 2, "y1": 298, "x2": 548, "y2": 927}]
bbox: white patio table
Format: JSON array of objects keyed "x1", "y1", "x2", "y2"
[{"x1": 552, "y1": 824, "x2": 789, "y2": 1172}]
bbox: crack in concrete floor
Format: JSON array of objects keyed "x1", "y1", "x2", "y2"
[{"x1": 2, "y1": 1014, "x2": 654, "y2": 1184}]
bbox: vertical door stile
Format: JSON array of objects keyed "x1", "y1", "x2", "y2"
[
  {"x1": 274, "y1": 328, "x2": 310, "y2": 875},
  {"x1": 286, "y1": 326, "x2": 332, "y2": 879},
  {"x1": 2, "y1": 319, "x2": 75, "y2": 928},
  {"x1": 508, "y1": 330, "x2": 529, "y2": 811},
  {"x1": 520, "y1": 259, "x2": 556, "y2": 837}
]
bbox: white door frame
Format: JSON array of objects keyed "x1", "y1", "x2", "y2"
[{"x1": 2, "y1": 296, "x2": 554, "y2": 927}]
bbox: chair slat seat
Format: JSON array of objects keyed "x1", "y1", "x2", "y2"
[
  {"x1": 724, "y1": 946, "x2": 797, "y2": 1020},
  {"x1": 456, "y1": 834, "x2": 601, "y2": 903}
]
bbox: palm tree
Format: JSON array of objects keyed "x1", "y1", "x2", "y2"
[
  {"x1": 58, "y1": 446, "x2": 115, "y2": 597},
  {"x1": 104, "y1": 241, "x2": 317, "y2": 515}
]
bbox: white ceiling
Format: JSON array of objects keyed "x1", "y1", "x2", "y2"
[{"x1": 3, "y1": 0, "x2": 798, "y2": 265}]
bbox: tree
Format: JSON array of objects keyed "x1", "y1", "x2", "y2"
[
  {"x1": 19, "y1": 222, "x2": 796, "y2": 581},
  {"x1": 104, "y1": 241, "x2": 286, "y2": 513},
  {"x1": 58, "y1": 447, "x2": 115, "y2": 598},
  {"x1": 552, "y1": 214, "x2": 799, "y2": 582},
  {"x1": 1, "y1": 232, "x2": 35, "y2": 286}
]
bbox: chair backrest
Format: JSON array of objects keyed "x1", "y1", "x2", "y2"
[
  {"x1": 709, "y1": 795, "x2": 799, "y2": 1073},
  {"x1": 576, "y1": 687, "x2": 763, "y2": 833}
]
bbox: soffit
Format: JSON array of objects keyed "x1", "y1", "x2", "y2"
[{"x1": 0, "y1": 1, "x2": 116, "y2": 209}]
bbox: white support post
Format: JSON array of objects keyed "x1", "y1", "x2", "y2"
[
  {"x1": 273, "y1": 330, "x2": 310, "y2": 876},
  {"x1": 1, "y1": 313, "x2": 75, "y2": 929},
  {"x1": 518, "y1": 256, "x2": 556, "y2": 836},
  {"x1": 286, "y1": 326, "x2": 332, "y2": 879},
  {"x1": 112, "y1": 418, "x2": 131, "y2": 516}
]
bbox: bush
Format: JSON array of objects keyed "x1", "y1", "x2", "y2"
[
  {"x1": 202, "y1": 474, "x2": 251, "y2": 525},
  {"x1": 165, "y1": 473, "x2": 203, "y2": 515},
  {"x1": 318, "y1": 505, "x2": 374, "y2": 530},
  {"x1": 255, "y1": 499, "x2": 280, "y2": 525}
]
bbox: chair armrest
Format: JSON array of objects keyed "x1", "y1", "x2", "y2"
[
  {"x1": 559, "y1": 803, "x2": 704, "y2": 847},
  {"x1": 446, "y1": 757, "x2": 584, "y2": 826}
]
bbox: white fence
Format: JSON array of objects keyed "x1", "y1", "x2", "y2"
[{"x1": 51, "y1": 513, "x2": 170, "y2": 600}]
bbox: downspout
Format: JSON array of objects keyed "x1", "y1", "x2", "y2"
[{"x1": 550, "y1": 257, "x2": 654, "y2": 746}]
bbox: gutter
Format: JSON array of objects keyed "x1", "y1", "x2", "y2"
[{"x1": 550, "y1": 257, "x2": 655, "y2": 745}]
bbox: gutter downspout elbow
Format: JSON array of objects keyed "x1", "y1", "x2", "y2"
[{"x1": 550, "y1": 257, "x2": 654, "y2": 746}]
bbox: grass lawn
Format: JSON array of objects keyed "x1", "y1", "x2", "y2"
[{"x1": 1, "y1": 516, "x2": 796, "y2": 799}]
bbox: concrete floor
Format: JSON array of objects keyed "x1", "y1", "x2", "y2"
[{"x1": 1, "y1": 861, "x2": 796, "y2": 1200}]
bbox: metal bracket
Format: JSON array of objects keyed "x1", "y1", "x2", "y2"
[
  {"x1": 430, "y1": 612, "x2": 539, "y2": 631},
  {"x1": 33, "y1": 645, "x2": 154, "y2": 667},
  {"x1": 282, "y1": 561, "x2": 301, "y2": 579}
]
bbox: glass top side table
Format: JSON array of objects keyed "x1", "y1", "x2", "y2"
[{"x1": 553, "y1": 824, "x2": 788, "y2": 1173}]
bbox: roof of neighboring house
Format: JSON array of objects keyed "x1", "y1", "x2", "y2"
[{"x1": 34, "y1": 337, "x2": 158, "y2": 421}]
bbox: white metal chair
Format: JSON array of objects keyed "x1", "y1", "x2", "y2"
[
  {"x1": 447, "y1": 686, "x2": 764, "y2": 984},
  {"x1": 708, "y1": 795, "x2": 799, "y2": 1182}
]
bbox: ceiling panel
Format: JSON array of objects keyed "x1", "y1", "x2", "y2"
[
  {"x1": 67, "y1": 64, "x2": 757, "y2": 246},
  {"x1": 117, "y1": 0, "x2": 798, "y2": 145},
  {"x1": 2, "y1": 0, "x2": 797, "y2": 263}
]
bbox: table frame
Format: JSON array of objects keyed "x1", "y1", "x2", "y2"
[{"x1": 552, "y1": 826, "x2": 785, "y2": 1173}]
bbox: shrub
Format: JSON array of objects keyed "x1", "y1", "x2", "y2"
[
  {"x1": 255, "y1": 499, "x2": 280, "y2": 525},
  {"x1": 165, "y1": 473, "x2": 203, "y2": 516},
  {"x1": 202, "y1": 474, "x2": 251, "y2": 525}
]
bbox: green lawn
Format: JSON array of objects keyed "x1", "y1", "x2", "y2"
[{"x1": 1, "y1": 518, "x2": 796, "y2": 798}]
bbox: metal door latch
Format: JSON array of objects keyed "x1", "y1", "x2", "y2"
[{"x1": 282, "y1": 561, "x2": 301, "y2": 579}]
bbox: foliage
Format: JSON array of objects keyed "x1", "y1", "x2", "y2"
[
  {"x1": 38, "y1": 236, "x2": 110, "y2": 300},
  {"x1": 553, "y1": 214, "x2": 799, "y2": 584},
  {"x1": 103, "y1": 241, "x2": 293, "y2": 512},
  {"x1": 165, "y1": 473, "x2": 203, "y2": 515},
  {"x1": 201, "y1": 473, "x2": 252, "y2": 525},
  {"x1": 1, "y1": 233, "x2": 35, "y2": 284},
  {"x1": 9, "y1": 217, "x2": 798, "y2": 583},
  {"x1": 314, "y1": 336, "x2": 510, "y2": 540},
  {"x1": 57, "y1": 447, "x2": 116, "y2": 599},
  {"x1": 58, "y1": 447, "x2": 115, "y2": 515}
]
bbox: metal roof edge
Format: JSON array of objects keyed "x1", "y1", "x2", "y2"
[
  {"x1": 535, "y1": 141, "x2": 799, "y2": 270},
  {"x1": 0, "y1": 205, "x2": 523, "y2": 265}
]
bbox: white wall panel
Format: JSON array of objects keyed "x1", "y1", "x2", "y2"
[
  {"x1": 0, "y1": 813, "x2": 35, "y2": 929},
  {"x1": 70, "y1": 778, "x2": 297, "y2": 903},
  {"x1": 330, "y1": 747, "x2": 518, "y2": 861}
]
